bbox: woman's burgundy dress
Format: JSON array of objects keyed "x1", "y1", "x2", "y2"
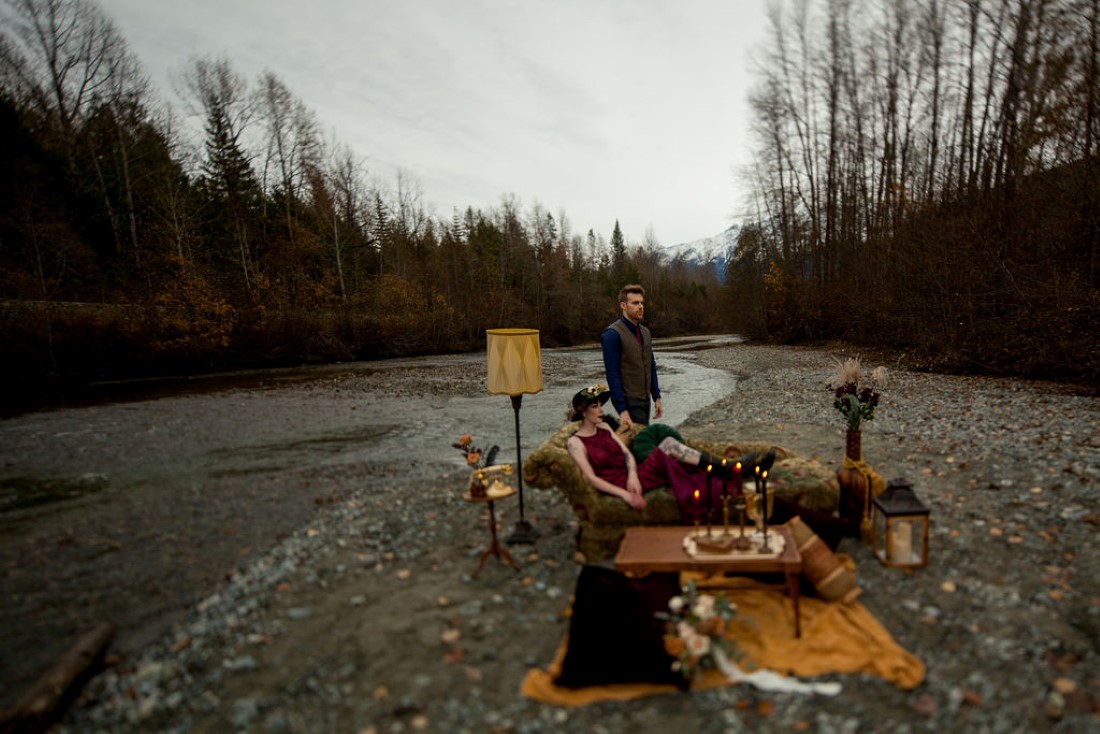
[{"x1": 575, "y1": 428, "x2": 717, "y2": 516}]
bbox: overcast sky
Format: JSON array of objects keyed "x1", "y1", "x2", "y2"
[{"x1": 98, "y1": 0, "x2": 773, "y2": 246}]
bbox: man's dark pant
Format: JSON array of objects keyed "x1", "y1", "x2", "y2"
[{"x1": 623, "y1": 397, "x2": 650, "y2": 425}]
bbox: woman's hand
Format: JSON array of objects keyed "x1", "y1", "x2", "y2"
[
  {"x1": 622, "y1": 488, "x2": 647, "y2": 510},
  {"x1": 623, "y1": 470, "x2": 646, "y2": 510},
  {"x1": 567, "y1": 431, "x2": 646, "y2": 510}
]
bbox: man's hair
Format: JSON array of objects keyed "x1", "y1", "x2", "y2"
[{"x1": 619, "y1": 284, "x2": 645, "y2": 303}]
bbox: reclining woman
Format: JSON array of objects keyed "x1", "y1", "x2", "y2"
[{"x1": 565, "y1": 384, "x2": 731, "y2": 514}]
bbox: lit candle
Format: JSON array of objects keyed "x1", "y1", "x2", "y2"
[
  {"x1": 721, "y1": 458, "x2": 729, "y2": 498},
  {"x1": 705, "y1": 466, "x2": 713, "y2": 536},
  {"x1": 890, "y1": 521, "x2": 913, "y2": 562},
  {"x1": 706, "y1": 464, "x2": 714, "y2": 510},
  {"x1": 760, "y1": 467, "x2": 771, "y2": 550}
]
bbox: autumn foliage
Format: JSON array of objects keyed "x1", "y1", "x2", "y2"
[{"x1": 0, "y1": 1, "x2": 723, "y2": 410}]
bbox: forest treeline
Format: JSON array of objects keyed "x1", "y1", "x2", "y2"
[
  {"x1": 2, "y1": 0, "x2": 1099, "y2": 411},
  {"x1": 0, "y1": 0, "x2": 722, "y2": 403},
  {"x1": 726, "y1": 0, "x2": 1099, "y2": 383}
]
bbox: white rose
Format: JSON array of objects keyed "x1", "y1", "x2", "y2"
[
  {"x1": 693, "y1": 594, "x2": 716, "y2": 619},
  {"x1": 686, "y1": 632, "x2": 711, "y2": 658}
]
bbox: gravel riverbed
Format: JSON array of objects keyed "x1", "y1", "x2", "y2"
[{"x1": 1, "y1": 343, "x2": 1097, "y2": 733}]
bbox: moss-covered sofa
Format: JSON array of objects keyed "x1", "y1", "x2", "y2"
[{"x1": 522, "y1": 422, "x2": 841, "y2": 562}]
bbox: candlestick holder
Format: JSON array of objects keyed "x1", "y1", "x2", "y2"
[
  {"x1": 733, "y1": 500, "x2": 752, "y2": 551},
  {"x1": 745, "y1": 490, "x2": 774, "y2": 551},
  {"x1": 760, "y1": 471, "x2": 772, "y2": 552},
  {"x1": 752, "y1": 449, "x2": 777, "y2": 553},
  {"x1": 722, "y1": 496, "x2": 731, "y2": 536},
  {"x1": 694, "y1": 508, "x2": 737, "y2": 552}
]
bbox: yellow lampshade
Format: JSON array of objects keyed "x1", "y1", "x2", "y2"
[{"x1": 486, "y1": 329, "x2": 544, "y2": 396}]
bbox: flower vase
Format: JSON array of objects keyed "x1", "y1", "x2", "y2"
[
  {"x1": 845, "y1": 429, "x2": 862, "y2": 461},
  {"x1": 846, "y1": 429, "x2": 876, "y2": 543},
  {"x1": 836, "y1": 428, "x2": 869, "y2": 541}
]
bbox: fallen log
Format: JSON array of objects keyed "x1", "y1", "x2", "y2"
[{"x1": 0, "y1": 621, "x2": 116, "y2": 734}]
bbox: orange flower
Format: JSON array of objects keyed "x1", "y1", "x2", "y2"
[
  {"x1": 466, "y1": 451, "x2": 481, "y2": 466},
  {"x1": 457, "y1": 434, "x2": 473, "y2": 447},
  {"x1": 705, "y1": 617, "x2": 729, "y2": 638}
]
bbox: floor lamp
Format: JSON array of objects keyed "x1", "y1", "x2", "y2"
[{"x1": 486, "y1": 328, "x2": 543, "y2": 545}]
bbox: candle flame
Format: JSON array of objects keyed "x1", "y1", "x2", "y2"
[
  {"x1": 694, "y1": 489, "x2": 700, "y2": 501},
  {"x1": 762, "y1": 469, "x2": 769, "y2": 479},
  {"x1": 706, "y1": 464, "x2": 713, "y2": 473}
]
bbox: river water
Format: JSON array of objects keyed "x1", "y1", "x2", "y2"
[
  {"x1": 0, "y1": 335, "x2": 740, "y2": 704},
  {"x1": 1, "y1": 335, "x2": 741, "y2": 512},
  {"x1": 361, "y1": 335, "x2": 741, "y2": 470}
]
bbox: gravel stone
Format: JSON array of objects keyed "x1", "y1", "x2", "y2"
[{"x1": 1, "y1": 343, "x2": 1095, "y2": 733}]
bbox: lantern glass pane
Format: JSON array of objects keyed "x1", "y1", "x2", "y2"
[
  {"x1": 873, "y1": 509, "x2": 887, "y2": 561},
  {"x1": 889, "y1": 520, "x2": 914, "y2": 564}
]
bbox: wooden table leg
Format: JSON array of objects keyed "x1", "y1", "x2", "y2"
[
  {"x1": 785, "y1": 569, "x2": 802, "y2": 638},
  {"x1": 471, "y1": 500, "x2": 521, "y2": 578}
]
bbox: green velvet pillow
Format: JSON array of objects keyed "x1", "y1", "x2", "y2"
[{"x1": 631, "y1": 424, "x2": 684, "y2": 464}]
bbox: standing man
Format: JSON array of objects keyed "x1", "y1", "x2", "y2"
[{"x1": 601, "y1": 284, "x2": 663, "y2": 430}]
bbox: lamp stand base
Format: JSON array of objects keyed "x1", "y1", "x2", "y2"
[{"x1": 506, "y1": 520, "x2": 540, "y2": 545}]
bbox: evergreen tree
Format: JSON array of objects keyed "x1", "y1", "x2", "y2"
[{"x1": 610, "y1": 219, "x2": 626, "y2": 285}]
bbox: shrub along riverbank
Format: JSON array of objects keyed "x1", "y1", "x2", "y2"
[{"x1": 3, "y1": 297, "x2": 1098, "y2": 418}]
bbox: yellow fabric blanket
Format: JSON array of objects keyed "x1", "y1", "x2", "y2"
[{"x1": 521, "y1": 578, "x2": 924, "y2": 706}]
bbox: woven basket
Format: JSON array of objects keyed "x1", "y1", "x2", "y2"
[{"x1": 787, "y1": 517, "x2": 861, "y2": 604}]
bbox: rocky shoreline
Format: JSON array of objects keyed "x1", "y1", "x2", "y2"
[{"x1": 3, "y1": 344, "x2": 1097, "y2": 733}]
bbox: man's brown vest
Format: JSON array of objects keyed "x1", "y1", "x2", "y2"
[{"x1": 609, "y1": 319, "x2": 653, "y2": 400}]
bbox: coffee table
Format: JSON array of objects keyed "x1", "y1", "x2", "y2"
[{"x1": 614, "y1": 524, "x2": 803, "y2": 638}]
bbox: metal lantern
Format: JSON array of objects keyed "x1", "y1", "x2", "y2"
[{"x1": 872, "y1": 478, "x2": 930, "y2": 568}]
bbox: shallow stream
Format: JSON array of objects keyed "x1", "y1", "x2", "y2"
[
  {"x1": 0, "y1": 335, "x2": 740, "y2": 704},
  {"x1": 0, "y1": 336, "x2": 740, "y2": 516}
]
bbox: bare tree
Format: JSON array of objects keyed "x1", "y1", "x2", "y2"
[
  {"x1": 916, "y1": 0, "x2": 949, "y2": 201},
  {"x1": 83, "y1": 42, "x2": 156, "y2": 262},
  {"x1": 1, "y1": 0, "x2": 162, "y2": 270},
  {"x1": 324, "y1": 143, "x2": 371, "y2": 304},
  {"x1": 0, "y1": 0, "x2": 123, "y2": 169},
  {"x1": 256, "y1": 71, "x2": 321, "y2": 247}
]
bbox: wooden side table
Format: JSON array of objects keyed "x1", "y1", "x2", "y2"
[{"x1": 465, "y1": 488, "x2": 522, "y2": 578}]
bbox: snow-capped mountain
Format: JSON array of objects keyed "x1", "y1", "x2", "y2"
[{"x1": 657, "y1": 224, "x2": 740, "y2": 280}]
